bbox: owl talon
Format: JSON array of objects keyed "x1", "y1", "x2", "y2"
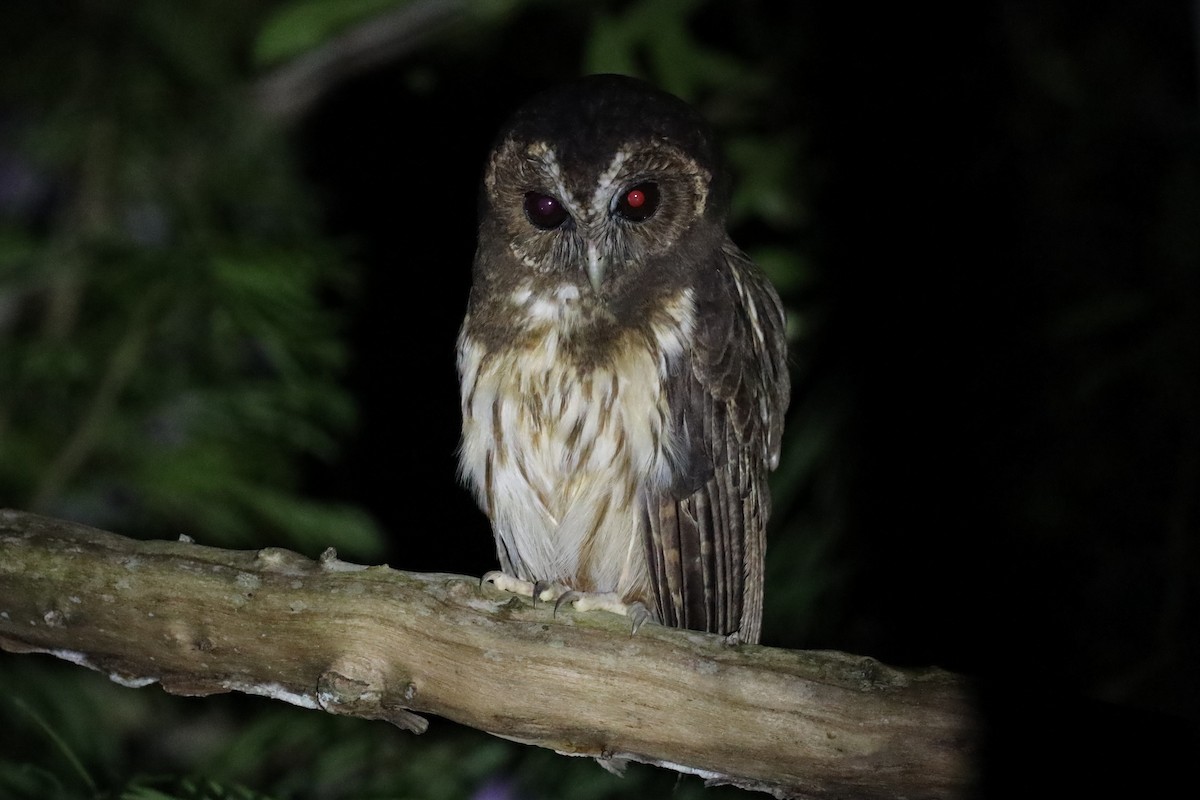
[
  {"x1": 553, "y1": 591, "x2": 653, "y2": 634},
  {"x1": 553, "y1": 590, "x2": 582, "y2": 618},
  {"x1": 532, "y1": 579, "x2": 566, "y2": 604},
  {"x1": 627, "y1": 602, "x2": 652, "y2": 636}
]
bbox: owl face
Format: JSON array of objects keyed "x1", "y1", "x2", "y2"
[
  {"x1": 482, "y1": 137, "x2": 712, "y2": 295},
  {"x1": 473, "y1": 75, "x2": 729, "y2": 313}
]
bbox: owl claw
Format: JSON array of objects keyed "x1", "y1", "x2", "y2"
[
  {"x1": 483, "y1": 573, "x2": 654, "y2": 634},
  {"x1": 481, "y1": 572, "x2": 571, "y2": 605},
  {"x1": 553, "y1": 590, "x2": 582, "y2": 618},
  {"x1": 532, "y1": 579, "x2": 566, "y2": 604},
  {"x1": 553, "y1": 592, "x2": 653, "y2": 635},
  {"x1": 627, "y1": 602, "x2": 651, "y2": 636}
]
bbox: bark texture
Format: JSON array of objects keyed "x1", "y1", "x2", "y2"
[{"x1": 0, "y1": 509, "x2": 978, "y2": 798}]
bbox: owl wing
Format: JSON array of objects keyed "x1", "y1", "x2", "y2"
[{"x1": 643, "y1": 241, "x2": 789, "y2": 644}]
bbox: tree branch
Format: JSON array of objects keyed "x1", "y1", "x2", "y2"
[
  {"x1": 251, "y1": 0, "x2": 469, "y2": 122},
  {"x1": 0, "y1": 509, "x2": 978, "y2": 798}
]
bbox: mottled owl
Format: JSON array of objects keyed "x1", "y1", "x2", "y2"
[{"x1": 457, "y1": 74, "x2": 788, "y2": 644}]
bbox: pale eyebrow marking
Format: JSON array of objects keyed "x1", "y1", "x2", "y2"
[
  {"x1": 525, "y1": 142, "x2": 575, "y2": 215},
  {"x1": 508, "y1": 142, "x2": 579, "y2": 265},
  {"x1": 589, "y1": 148, "x2": 631, "y2": 217}
]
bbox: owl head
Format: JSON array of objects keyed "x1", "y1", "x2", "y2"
[{"x1": 473, "y1": 74, "x2": 732, "y2": 312}]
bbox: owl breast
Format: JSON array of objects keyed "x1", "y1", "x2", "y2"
[{"x1": 457, "y1": 283, "x2": 695, "y2": 599}]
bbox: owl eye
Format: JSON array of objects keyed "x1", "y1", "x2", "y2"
[
  {"x1": 615, "y1": 182, "x2": 660, "y2": 222},
  {"x1": 523, "y1": 192, "x2": 570, "y2": 230}
]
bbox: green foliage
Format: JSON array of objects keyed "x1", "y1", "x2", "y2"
[
  {"x1": 0, "y1": 1, "x2": 818, "y2": 798},
  {"x1": 726, "y1": 134, "x2": 807, "y2": 230},
  {"x1": 118, "y1": 779, "x2": 277, "y2": 800},
  {"x1": 0, "y1": 0, "x2": 382, "y2": 558},
  {"x1": 582, "y1": 0, "x2": 809, "y2": 243},
  {"x1": 0, "y1": 658, "x2": 148, "y2": 799},
  {"x1": 255, "y1": 0, "x2": 405, "y2": 67},
  {"x1": 584, "y1": 0, "x2": 761, "y2": 102}
]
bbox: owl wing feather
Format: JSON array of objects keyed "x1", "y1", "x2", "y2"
[{"x1": 643, "y1": 242, "x2": 789, "y2": 644}]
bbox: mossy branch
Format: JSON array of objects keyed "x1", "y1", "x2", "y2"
[{"x1": 0, "y1": 509, "x2": 978, "y2": 799}]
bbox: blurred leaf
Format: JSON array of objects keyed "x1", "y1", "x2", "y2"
[
  {"x1": 227, "y1": 486, "x2": 384, "y2": 559},
  {"x1": 749, "y1": 246, "x2": 811, "y2": 295},
  {"x1": 583, "y1": 0, "x2": 759, "y2": 102},
  {"x1": 726, "y1": 134, "x2": 806, "y2": 229},
  {"x1": 7, "y1": 697, "x2": 96, "y2": 795},
  {"x1": 254, "y1": 0, "x2": 404, "y2": 67},
  {"x1": 120, "y1": 775, "x2": 279, "y2": 800},
  {"x1": 0, "y1": 229, "x2": 41, "y2": 278},
  {"x1": 0, "y1": 657, "x2": 165, "y2": 798},
  {"x1": 584, "y1": 14, "x2": 641, "y2": 79},
  {"x1": 0, "y1": 762, "x2": 70, "y2": 800}
]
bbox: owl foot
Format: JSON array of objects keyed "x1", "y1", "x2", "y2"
[
  {"x1": 532, "y1": 579, "x2": 569, "y2": 603},
  {"x1": 553, "y1": 591, "x2": 653, "y2": 635},
  {"x1": 481, "y1": 571, "x2": 567, "y2": 603}
]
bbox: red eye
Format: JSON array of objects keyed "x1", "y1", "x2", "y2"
[
  {"x1": 524, "y1": 192, "x2": 569, "y2": 229},
  {"x1": 615, "y1": 182, "x2": 659, "y2": 222}
]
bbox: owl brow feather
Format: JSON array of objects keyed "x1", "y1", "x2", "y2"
[
  {"x1": 521, "y1": 141, "x2": 578, "y2": 215},
  {"x1": 594, "y1": 141, "x2": 713, "y2": 223},
  {"x1": 588, "y1": 149, "x2": 630, "y2": 216}
]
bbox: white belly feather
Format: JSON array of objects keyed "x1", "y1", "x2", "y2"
[{"x1": 457, "y1": 284, "x2": 694, "y2": 597}]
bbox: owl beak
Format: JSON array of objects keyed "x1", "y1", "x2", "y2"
[{"x1": 586, "y1": 244, "x2": 609, "y2": 294}]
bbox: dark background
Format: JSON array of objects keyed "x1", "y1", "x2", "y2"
[{"x1": 1, "y1": 1, "x2": 1197, "y2": 797}]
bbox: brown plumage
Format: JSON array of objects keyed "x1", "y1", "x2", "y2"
[{"x1": 458, "y1": 74, "x2": 788, "y2": 643}]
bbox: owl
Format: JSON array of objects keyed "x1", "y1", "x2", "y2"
[{"x1": 457, "y1": 74, "x2": 788, "y2": 644}]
